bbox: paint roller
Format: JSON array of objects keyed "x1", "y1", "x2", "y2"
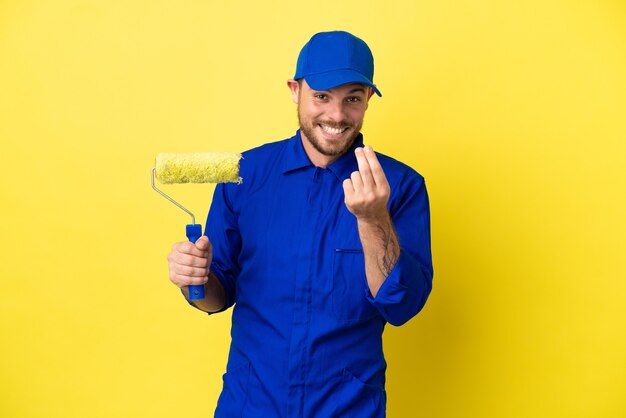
[{"x1": 152, "y1": 152, "x2": 242, "y2": 300}]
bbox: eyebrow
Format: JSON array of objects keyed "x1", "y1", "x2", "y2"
[{"x1": 313, "y1": 87, "x2": 367, "y2": 95}]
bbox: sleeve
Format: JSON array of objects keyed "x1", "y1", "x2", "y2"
[
  {"x1": 203, "y1": 182, "x2": 242, "y2": 314},
  {"x1": 365, "y1": 173, "x2": 434, "y2": 326}
]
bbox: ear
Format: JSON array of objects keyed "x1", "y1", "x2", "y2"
[{"x1": 286, "y1": 79, "x2": 300, "y2": 104}]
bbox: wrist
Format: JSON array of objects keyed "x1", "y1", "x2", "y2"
[{"x1": 356, "y1": 211, "x2": 391, "y2": 228}]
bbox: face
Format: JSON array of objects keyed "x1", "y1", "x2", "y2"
[{"x1": 288, "y1": 79, "x2": 373, "y2": 165}]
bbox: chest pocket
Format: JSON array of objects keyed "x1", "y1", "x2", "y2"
[{"x1": 332, "y1": 249, "x2": 379, "y2": 322}]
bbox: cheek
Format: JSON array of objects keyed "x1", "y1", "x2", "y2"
[
  {"x1": 303, "y1": 105, "x2": 325, "y2": 121},
  {"x1": 347, "y1": 108, "x2": 366, "y2": 121}
]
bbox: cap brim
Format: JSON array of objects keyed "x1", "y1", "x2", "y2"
[{"x1": 304, "y1": 69, "x2": 382, "y2": 97}]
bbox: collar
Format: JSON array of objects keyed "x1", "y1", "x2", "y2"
[
  {"x1": 281, "y1": 129, "x2": 364, "y2": 181},
  {"x1": 281, "y1": 130, "x2": 314, "y2": 174},
  {"x1": 326, "y1": 133, "x2": 363, "y2": 181}
]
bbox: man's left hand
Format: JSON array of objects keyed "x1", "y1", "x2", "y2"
[{"x1": 342, "y1": 146, "x2": 390, "y2": 222}]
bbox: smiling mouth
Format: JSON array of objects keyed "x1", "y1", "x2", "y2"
[{"x1": 319, "y1": 124, "x2": 349, "y2": 135}]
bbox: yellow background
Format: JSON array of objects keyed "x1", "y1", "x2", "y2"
[{"x1": 1, "y1": 0, "x2": 625, "y2": 417}]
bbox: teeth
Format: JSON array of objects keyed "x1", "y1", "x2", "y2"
[{"x1": 320, "y1": 125, "x2": 346, "y2": 135}]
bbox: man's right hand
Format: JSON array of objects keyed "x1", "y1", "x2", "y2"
[{"x1": 167, "y1": 236, "x2": 212, "y2": 289}]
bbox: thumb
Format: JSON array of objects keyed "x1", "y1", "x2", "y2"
[{"x1": 195, "y1": 235, "x2": 209, "y2": 250}]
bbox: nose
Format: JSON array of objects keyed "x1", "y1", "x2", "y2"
[{"x1": 326, "y1": 100, "x2": 347, "y2": 123}]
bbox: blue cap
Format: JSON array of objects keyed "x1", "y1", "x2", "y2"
[{"x1": 294, "y1": 31, "x2": 382, "y2": 97}]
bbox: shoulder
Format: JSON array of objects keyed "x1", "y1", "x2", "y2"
[
  {"x1": 239, "y1": 139, "x2": 289, "y2": 173},
  {"x1": 221, "y1": 135, "x2": 293, "y2": 202},
  {"x1": 235, "y1": 137, "x2": 292, "y2": 184},
  {"x1": 374, "y1": 151, "x2": 425, "y2": 187},
  {"x1": 373, "y1": 151, "x2": 429, "y2": 215}
]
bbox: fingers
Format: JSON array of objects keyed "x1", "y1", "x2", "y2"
[
  {"x1": 195, "y1": 235, "x2": 210, "y2": 250},
  {"x1": 171, "y1": 251, "x2": 210, "y2": 268},
  {"x1": 168, "y1": 238, "x2": 213, "y2": 288},
  {"x1": 350, "y1": 170, "x2": 364, "y2": 191},
  {"x1": 175, "y1": 239, "x2": 211, "y2": 258},
  {"x1": 354, "y1": 147, "x2": 374, "y2": 190},
  {"x1": 362, "y1": 146, "x2": 387, "y2": 186},
  {"x1": 343, "y1": 145, "x2": 391, "y2": 220},
  {"x1": 354, "y1": 145, "x2": 388, "y2": 189},
  {"x1": 342, "y1": 178, "x2": 354, "y2": 194},
  {"x1": 170, "y1": 273, "x2": 209, "y2": 287},
  {"x1": 168, "y1": 262, "x2": 210, "y2": 287}
]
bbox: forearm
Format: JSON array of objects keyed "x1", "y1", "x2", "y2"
[
  {"x1": 357, "y1": 212, "x2": 400, "y2": 298},
  {"x1": 182, "y1": 272, "x2": 226, "y2": 313}
]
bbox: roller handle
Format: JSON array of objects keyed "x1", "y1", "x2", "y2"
[{"x1": 186, "y1": 224, "x2": 206, "y2": 300}]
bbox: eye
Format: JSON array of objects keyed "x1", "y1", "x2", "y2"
[
  {"x1": 315, "y1": 94, "x2": 328, "y2": 100},
  {"x1": 346, "y1": 96, "x2": 362, "y2": 103}
]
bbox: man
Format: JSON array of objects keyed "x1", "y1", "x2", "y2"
[{"x1": 167, "y1": 31, "x2": 433, "y2": 417}]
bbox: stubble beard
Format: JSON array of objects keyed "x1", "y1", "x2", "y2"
[{"x1": 298, "y1": 107, "x2": 363, "y2": 158}]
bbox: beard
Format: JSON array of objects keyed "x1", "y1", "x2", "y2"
[{"x1": 298, "y1": 107, "x2": 363, "y2": 158}]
